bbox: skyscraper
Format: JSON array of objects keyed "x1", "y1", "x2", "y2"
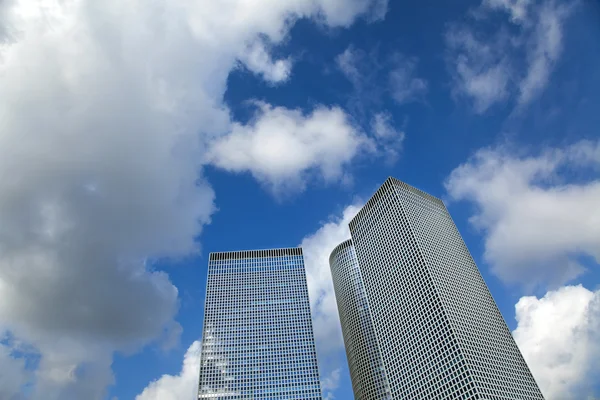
[
  {"x1": 329, "y1": 239, "x2": 392, "y2": 400},
  {"x1": 197, "y1": 248, "x2": 322, "y2": 400},
  {"x1": 330, "y1": 177, "x2": 545, "y2": 400}
]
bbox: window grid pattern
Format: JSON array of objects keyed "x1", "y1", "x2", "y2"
[
  {"x1": 329, "y1": 239, "x2": 392, "y2": 400},
  {"x1": 393, "y1": 179, "x2": 544, "y2": 400},
  {"x1": 346, "y1": 177, "x2": 545, "y2": 400},
  {"x1": 198, "y1": 248, "x2": 322, "y2": 399}
]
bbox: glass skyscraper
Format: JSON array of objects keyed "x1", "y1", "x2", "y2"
[
  {"x1": 197, "y1": 248, "x2": 322, "y2": 399},
  {"x1": 329, "y1": 239, "x2": 392, "y2": 400},
  {"x1": 330, "y1": 177, "x2": 545, "y2": 400}
]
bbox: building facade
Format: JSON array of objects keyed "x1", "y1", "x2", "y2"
[
  {"x1": 329, "y1": 239, "x2": 392, "y2": 400},
  {"x1": 330, "y1": 177, "x2": 545, "y2": 400},
  {"x1": 198, "y1": 248, "x2": 322, "y2": 399}
]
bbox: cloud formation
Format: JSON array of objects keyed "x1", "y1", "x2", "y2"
[
  {"x1": 301, "y1": 204, "x2": 361, "y2": 399},
  {"x1": 336, "y1": 45, "x2": 428, "y2": 111},
  {"x1": 206, "y1": 104, "x2": 372, "y2": 195},
  {"x1": 301, "y1": 205, "x2": 361, "y2": 352},
  {"x1": 446, "y1": 140, "x2": 600, "y2": 287},
  {"x1": 135, "y1": 341, "x2": 201, "y2": 400},
  {"x1": 0, "y1": 0, "x2": 388, "y2": 397},
  {"x1": 238, "y1": 40, "x2": 292, "y2": 84},
  {"x1": 514, "y1": 285, "x2": 600, "y2": 399},
  {"x1": 321, "y1": 368, "x2": 342, "y2": 400},
  {"x1": 388, "y1": 55, "x2": 428, "y2": 104},
  {"x1": 370, "y1": 112, "x2": 405, "y2": 163},
  {"x1": 445, "y1": 27, "x2": 512, "y2": 113},
  {"x1": 334, "y1": 46, "x2": 418, "y2": 163},
  {"x1": 446, "y1": 0, "x2": 572, "y2": 112}
]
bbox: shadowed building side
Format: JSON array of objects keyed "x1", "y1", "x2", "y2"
[{"x1": 329, "y1": 239, "x2": 392, "y2": 400}]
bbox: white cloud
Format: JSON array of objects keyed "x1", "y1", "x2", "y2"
[
  {"x1": 371, "y1": 112, "x2": 400, "y2": 139},
  {"x1": 518, "y1": 1, "x2": 568, "y2": 105},
  {"x1": 318, "y1": 0, "x2": 388, "y2": 26},
  {"x1": 301, "y1": 204, "x2": 361, "y2": 398},
  {"x1": 334, "y1": 46, "x2": 419, "y2": 161},
  {"x1": 238, "y1": 40, "x2": 292, "y2": 84},
  {"x1": 388, "y1": 55, "x2": 428, "y2": 104},
  {"x1": 135, "y1": 341, "x2": 201, "y2": 400},
  {"x1": 206, "y1": 103, "x2": 373, "y2": 194},
  {"x1": 445, "y1": 140, "x2": 600, "y2": 287},
  {"x1": 336, "y1": 46, "x2": 427, "y2": 108},
  {"x1": 514, "y1": 285, "x2": 600, "y2": 399},
  {"x1": 335, "y1": 45, "x2": 383, "y2": 119},
  {"x1": 446, "y1": 0, "x2": 572, "y2": 112},
  {"x1": 301, "y1": 205, "x2": 361, "y2": 352},
  {"x1": 336, "y1": 46, "x2": 365, "y2": 90},
  {"x1": 371, "y1": 112, "x2": 405, "y2": 162},
  {"x1": 484, "y1": 0, "x2": 532, "y2": 23},
  {"x1": 321, "y1": 368, "x2": 342, "y2": 400},
  {"x1": 445, "y1": 27, "x2": 511, "y2": 113},
  {"x1": 0, "y1": 0, "x2": 392, "y2": 397}
]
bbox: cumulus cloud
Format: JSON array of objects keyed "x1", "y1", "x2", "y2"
[
  {"x1": 318, "y1": 0, "x2": 389, "y2": 26},
  {"x1": 206, "y1": 103, "x2": 372, "y2": 194},
  {"x1": 336, "y1": 46, "x2": 367, "y2": 90},
  {"x1": 445, "y1": 140, "x2": 600, "y2": 287},
  {"x1": 301, "y1": 204, "x2": 361, "y2": 398},
  {"x1": 514, "y1": 285, "x2": 600, "y2": 399},
  {"x1": 334, "y1": 45, "x2": 419, "y2": 164},
  {"x1": 238, "y1": 40, "x2": 292, "y2": 83},
  {"x1": 0, "y1": 0, "x2": 391, "y2": 397},
  {"x1": 388, "y1": 55, "x2": 428, "y2": 104},
  {"x1": 135, "y1": 341, "x2": 201, "y2": 400},
  {"x1": 446, "y1": 0, "x2": 573, "y2": 112},
  {"x1": 364, "y1": 0, "x2": 389, "y2": 22},
  {"x1": 445, "y1": 26, "x2": 512, "y2": 113},
  {"x1": 301, "y1": 205, "x2": 361, "y2": 350},
  {"x1": 518, "y1": 1, "x2": 569, "y2": 105},
  {"x1": 337, "y1": 46, "x2": 427, "y2": 110},
  {"x1": 335, "y1": 45, "x2": 385, "y2": 120},
  {"x1": 484, "y1": 0, "x2": 532, "y2": 23},
  {"x1": 371, "y1": 112, "x2": 405, "y2": 162},
  {"x1": 321, "y1": 368, "x2": 342, "y2": 400}
]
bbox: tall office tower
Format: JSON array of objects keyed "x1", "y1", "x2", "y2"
[
  {"x1": 329, "y1": 239, "x2": 392, "y2": 400},
  {"x1": 330, "y1": 177, "x2": 544, "y2": 400},
  {"x1": 197, "y1": 248, "x2": 322, "y2": 400}
]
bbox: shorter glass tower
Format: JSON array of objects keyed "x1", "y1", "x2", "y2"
[
  {"x1": 329, "y1": 239, "x2": 391, "y2": 400},
  {"x1": 198, "y1": 248, "x2": 322, "y2": 399}
]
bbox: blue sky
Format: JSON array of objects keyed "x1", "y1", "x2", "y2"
[{"x1": 0, "y1": 0, "x2": 599, "y2": 399}]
